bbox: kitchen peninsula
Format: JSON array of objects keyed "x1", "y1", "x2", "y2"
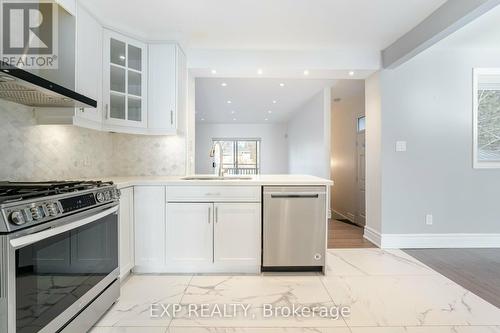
[{"x1": 112, "y1": 175, "x2": 333, "y2": 276}]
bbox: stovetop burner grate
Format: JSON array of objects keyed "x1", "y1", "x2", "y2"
[{"x1": 0, "y1": 181, "x2": 114, "y2": 204}]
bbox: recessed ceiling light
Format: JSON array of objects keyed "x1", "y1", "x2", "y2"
[
  {"x1": 231, "y1": 111, "x2": 235, "y2": 114},
  {"x1": 279, "y1": 83, "x2": 285, "y2": 87},
  {"x1": 257, "y1": 69, "x2": 263, "y2": 75},
  {"x1": 265, "y1": 118, "x2": 269, "y2": 121},
  {"x1": 227, "y1": 100, "x2": 232, "y2": 104},
  {"x1": 233, "y1": 118, "x2": 237, "y2": 121},
  {"x1": 272, "y1": 100, "x2": 277, "y2": 104},
  {"x1": 221, "y1": 82, "x2": 227, "y2": 87},
  {"x1": 304, "y1": 70, "x2": 310, "y2": 76},
  {"x1": 348, "y1": 71, "x2": 355, "y2": 76},
  {"x1": 268, "y1": 110, "x2": 272, "y2": 114},
  {"x1": 211, "y1": 69, "x2": 217, "y2": 74},
  {"x1": 201, "y1": 118, "x2": 205, "y2": 121}
]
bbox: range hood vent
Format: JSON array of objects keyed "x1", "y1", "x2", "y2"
[{"x1": 0, "y1": 61, "x2": 97, "y2": 108}]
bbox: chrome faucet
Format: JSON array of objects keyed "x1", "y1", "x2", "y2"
[{"x1": 209, "y1": 141, "x2": 225, "y2": 177}]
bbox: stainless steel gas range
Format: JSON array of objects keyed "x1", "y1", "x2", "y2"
[{"x1": 0, "y1": 181, "x2": 121, "y2": 333}]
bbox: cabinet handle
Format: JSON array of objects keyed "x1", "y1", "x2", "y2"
[
  {"x1": 170, "y1": 110, "x2": 173, "y2": 125},
  {"x1": 105, "y1": 104, "x2": 109, "y2": 119},
  {"x1": 208, "y1": 206, "x2": 211, "y2": 224},
  {"x1": 215, "y1": 206, "x2": 218, "y2": 223}
]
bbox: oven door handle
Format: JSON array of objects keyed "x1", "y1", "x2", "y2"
[{"x1": 10, "y1": 206, "x2": 119, "y2": 250}]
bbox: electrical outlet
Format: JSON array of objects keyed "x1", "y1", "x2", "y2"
[
  {"x1": 425, "y1": 214, "x2": 433, "y2": 225},
  {"x1": 83, "y1": 156, "x2": 91, "y2": 167},
  {"x1": 396, "y1": 141, "x2": 407, "y2": 152}
]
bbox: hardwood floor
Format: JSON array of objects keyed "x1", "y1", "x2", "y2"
[
  {"x1": 328, "y1": 219, "x2": 376, "y2": 249},
  {"x1": 405, "y1": 249, "x2": 500, "y2": 308}
]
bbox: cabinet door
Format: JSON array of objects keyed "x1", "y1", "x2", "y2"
[
  {"x1": 148, "y1": 44, "x2": 177, "y2": 133},
  {"x1": 176, "y1": 46, "x2": 187, "y2": 132},
  {"x1": 74, "y1": 2, "x2": 102, "y2": 129},
  {"x1": 103, "y1": 29, "x2": 147, "y2": 129},
  {"x1": 166, "y1": 203, "x2": 213, "y2": 266},
  {"x1": 119, "y1": 187, "x2": 134, "y2": 277},
  {"x1": 134, "y1": 186, "x2": 165, "y2": 269},
  {"x1": 214, "y1": 203, "x2": 261, "y2": 267}
]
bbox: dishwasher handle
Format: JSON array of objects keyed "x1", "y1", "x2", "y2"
[{"x1": 270, "y1": 194, "x2": 320, "y2": 198}]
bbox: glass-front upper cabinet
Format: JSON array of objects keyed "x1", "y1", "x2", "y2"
[{"x1": 103, "y1": 29, "x2": 147, "y2": 128}]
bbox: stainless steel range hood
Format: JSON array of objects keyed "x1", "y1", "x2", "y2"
[{"x1": 0, "y1": 60, "x2": 97, "y2": 108}]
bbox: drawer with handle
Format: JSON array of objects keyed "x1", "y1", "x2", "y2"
[{"x1": 166, "y1": 186, "x2": 261, "y2": 202}]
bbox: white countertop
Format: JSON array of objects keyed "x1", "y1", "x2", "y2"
[{"x1": 108, "y1": 175, "x2": 333, "y2": 189}]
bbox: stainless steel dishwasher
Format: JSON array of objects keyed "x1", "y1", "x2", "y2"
[{"x1": 263, "y1": 186, "x2": 326, "y2": 271}]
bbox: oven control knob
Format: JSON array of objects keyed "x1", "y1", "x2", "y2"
[
  {"x1": 30, "y1": 206, "x2": 44, "y2": 220},
  {"x1": 104, "y1": 191, "x2": 111, "y2": 201},
  {"x1": 112, "y1": 189, "x2": 120, "y2": 200},
  {"x1": 46, "y1": 203, "x2": 59, "y2": 216},
  {"x1": 96, "y1": 192, "x2": 105, "y2": 203},
  {"x1": 9, "y1": 211, "x2": 26, "y2": 225}
]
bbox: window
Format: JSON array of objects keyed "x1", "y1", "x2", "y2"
[
  {"x1": 212, "y1": 139, "x2": 261, "y2": 175},
  {"x1": 357, "y1": 116, "x2": 366, "y2": 132},
  {"x1": 473, "y1": 68, "x2": 500, "y2": 168}
]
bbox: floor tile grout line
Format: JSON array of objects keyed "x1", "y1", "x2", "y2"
[
  {"x1": 317, "y1": 274, "x2": 350, "y2": 329},
  {"x1": 166, "y1": 274, "x2": 195, "y2": 332}
]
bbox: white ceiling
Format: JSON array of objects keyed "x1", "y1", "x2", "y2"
[
  {"x1": 82, "y1": 0, "x2": 446, "y2": 51},
  {"x1": 195, "y1": 78, "x2": 336, "y2": 124}
]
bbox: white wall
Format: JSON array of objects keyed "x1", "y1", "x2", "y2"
[
  {"x1": 331, "y1": 91, "x2": 365, "y2": 221},
  {"x1": 195, "y1": 123, "x2": 288, "y2": 174},
  {"x1": 365, "y1": 73, "x2": 383, "y2": 236},
  {"x1": 378, "y1": 45, "x2": 500, "y2": 235},
  {"x1": 287, "y1": 88, "x2": 331, "y2": 179}
]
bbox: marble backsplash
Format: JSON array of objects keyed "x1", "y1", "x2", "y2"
[{"x1": 0, "y1": 100, "x2": 186, "y2": 181}]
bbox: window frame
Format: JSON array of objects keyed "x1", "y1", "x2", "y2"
[
  {"x1": 357, "y1": 115, "x2": 366, "y2": 133},
  {"x1": 473, "y1": 68, "x2": 500, "y2": 169},
  {"x1": 212, "y1": 138, "x2": 261, "y2": 175}
]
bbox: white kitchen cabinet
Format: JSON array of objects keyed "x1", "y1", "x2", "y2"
[
  {"x1": 164, "y1": 186, "x2": 261, "y2": 273},
  {"x1": 148, "y1": 43, "x2": 186, "y2": 135},
  {"x1": 73, "y1": 2, "x2": 103, "y2": 130},
  {"x1": 214, "y1": 203, "x2": 261, "y2": 267},
  {"x1": 166, "y1": 203, "x2": 213, "y2": 268},
  {"x1": 119, "y1": 187, "x2": 134, "y2": 278},
  {"x1": 133, "y1": 186, "x2": 165, "y2": 272},
  {"x1": 166, "y1": 185, "x2": 261, "y2": 202},
  {"x1": 103, "y1": 29, "x2": 148, "y2": 132}
]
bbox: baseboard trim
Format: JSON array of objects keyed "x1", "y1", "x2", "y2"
[
  {"x1": 381, "y1": 233, "x2": 500, "y2": 249},
  {"x1": 362, "y1": 227, "x2": 500, "y2": 249},
  {"x1": 363, "y1": 226, "x2": 382, "y2": 247},
  {"x1": 332, "y1": 209, "x2": 354, "y2": 223}
]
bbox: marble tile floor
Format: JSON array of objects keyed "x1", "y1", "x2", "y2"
[{"x1": 91, "y1": 249, "x2": 500, "y2": 333}]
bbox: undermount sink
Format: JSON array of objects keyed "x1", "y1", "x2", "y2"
[{"x1": 182, "y1": 176, "x2": 252, "y2": 180}]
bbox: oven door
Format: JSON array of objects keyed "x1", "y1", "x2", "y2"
[{"x1": 5, "y1": 204, "x2": 119, "y2": 333}]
